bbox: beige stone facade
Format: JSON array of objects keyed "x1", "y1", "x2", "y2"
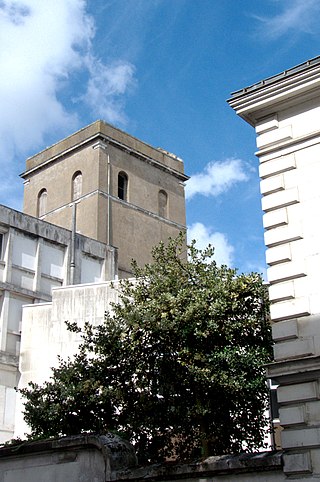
[
  {"x1": 229, "y1": 55, "x2": 320, "y2": 479},
  {"x1": 21, "y1": 121, "x2": 188, "y2": 277}
]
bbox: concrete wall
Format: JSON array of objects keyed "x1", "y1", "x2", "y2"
[
  {"x1": 0, "y1": 434, "x2": 137, "y2": 482},
  {"x1": 117, "y1": 454, "x2": 285, "y2": 482},
  {"x1": 0, "y1": 205, "x2": 117, "y2": 443},
  {"x1": 0, "y1": 435, "x2": 284, "y2": 482},
  {"x1": 15, "y1": 280, "x2": 121, "y2": 438}
]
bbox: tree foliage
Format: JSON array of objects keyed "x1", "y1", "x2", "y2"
[{"x1": 20, "y1": 235, "x2": 273, "y2": 463}]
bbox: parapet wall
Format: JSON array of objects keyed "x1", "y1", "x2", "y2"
[{"x1": 0, "y1": 435, "x2": 284, "y2": 482}]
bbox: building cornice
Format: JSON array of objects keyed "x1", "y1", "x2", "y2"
[
  {"x1": 266, "y1": 355, "x2": 320, "y2": 384},
  {"x1": 20, "y1": 121, "x2": 189, "y2": 182},
  {"x1": 228, "y1": 57, "x2": 320, "y2": 126}
]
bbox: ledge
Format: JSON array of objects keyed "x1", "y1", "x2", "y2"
[
  {"x1": 267, "y1": 354, "x2": 320, "y2": 384},
  {"x1": 0, "y1": 433, "x2": 137, "y2": 471},
  {"x1": 115, "y1": 451, "x2": 283, "y2": 481}
]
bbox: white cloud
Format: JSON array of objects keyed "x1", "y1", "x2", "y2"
[
  {"x1": 188, "y1": 222, "x2": 234, "y2": 267},
  {"x1": 0, "y1": 166, "x2": 22, "y2": 210},
  {"x1": 254, "y1": 0, "x2": 320, "y2": 39},
  {"x1": 185, "y1": 158, "x2": 249, "y2": 200},
  {"x1": 0, "y1": 0, "x2": 136, "y2": 166},
  {"x1": 83, "y1": 57, "x2": 135, "y2": 125}
]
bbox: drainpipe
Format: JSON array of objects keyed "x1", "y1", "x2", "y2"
[
  {"x1": 107, "y1": 153, "x2": 111, "y2": 246},
  {"x1": 70, "y1": 202, "x2": 77, "y2": 284}
]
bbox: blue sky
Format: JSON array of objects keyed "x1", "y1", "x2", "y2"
[{"x1": 1, "y1": 0, "x2": 320, "y2": 274}]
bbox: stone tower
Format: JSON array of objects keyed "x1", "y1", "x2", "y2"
[
  {"x1": 229, "y1": 56, "x2": 320, "y2": 478},
  {"x1": 21, "y1": 121, "x2": 188, "y2": 278}
]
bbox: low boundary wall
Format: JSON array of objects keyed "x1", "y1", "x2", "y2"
[{"x1": 0, "y1": 435, "x2": 285, "y2": 482}]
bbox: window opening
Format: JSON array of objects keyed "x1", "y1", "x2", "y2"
[
  {"x1": 38, "y1": 189, "x2": 47, "y2": 217},
  {"x1": 72, "y1": 171, "x2": 82, "y2": 201},
  {"x1": 158, "y1": 190, "x2": 168, "y2": 218},
  {"x1": 118, "y1": 172, "x2": 128, "y2": 201}
]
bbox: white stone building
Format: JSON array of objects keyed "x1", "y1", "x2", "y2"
[
  {"x1": 15, "y1": 281, "x2": 121, "y2": 438},
  {"x1": 0, "y1": 204, "x2": 117, "y2": 442},
  {"x1": 229, "y1": 54, "x2": 320, "y2": 478}
]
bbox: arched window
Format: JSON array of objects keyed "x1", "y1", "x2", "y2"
[
  {"x1": 37, "y1": 189, "x2": 47, "y2": 217},
  {"x1": 158, "y1": 190, "x2": 168, "y2": 218},
  {"x1": 72, "y1": 171, "x2": 82, "y2": 201},
  {"x1": 118, "y1": 172, "x2": 128, "y2": 201}
]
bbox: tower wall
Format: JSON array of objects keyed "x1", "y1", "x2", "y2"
[{"x1": 22, "y1": 121, "x2": 188, "y2": 277}]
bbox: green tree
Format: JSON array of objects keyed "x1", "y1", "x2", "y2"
[{"x1": 20, "y1": 235, "x2": 273, "y2": 463}]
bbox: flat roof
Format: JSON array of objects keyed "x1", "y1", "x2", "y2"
[
  {"x1": 230, "y1": 55, "x2": 320, "y2": 99},
  {"x1": 21, "y1": 120, "x2": 187, "y2": 180}
]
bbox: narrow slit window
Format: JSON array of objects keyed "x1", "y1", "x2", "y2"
[
  {"x1": 72, "y1": 171, "x2": 82, "y2": 201},
  {"x1": 118, "y1": 172, "x2": 128, "y2": 201},
  {"x1": 158, "y1": 190, "x2": 168, "y2": 218},
  {"x1": 38, "y1": 189, "x2": 47, "y2": 217}
]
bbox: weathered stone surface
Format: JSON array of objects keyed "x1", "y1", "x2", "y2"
[
  {"x1": 0, "y1": 204, "x2": 118, "y2": 442},
  {"x1": 0, "y1": 436, "x2": 284, "y2": 482},
  {"x1": 0, "y1": 434, "x2": 137, "y2": 482},
  {"x1": 99, "y1": 433, "x2": 138, "y2": 470},
  {"x1": 283, "y1": 451, "x2": 312, "y2": 474},
  {"x1": 21, "y1": 120, "x2": 188, "y2": 279},
  {"x1": 115, "y1": 451, "x2": 284, "y2": 481}
]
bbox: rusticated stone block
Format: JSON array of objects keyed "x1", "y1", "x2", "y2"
[
  {"x1": 261, "y1": 174, "x2": 285, "y2": 195},
  {"x1": 264, "y1": 225, "x2": 302, "y2": 247},
  {"x1": 261, "y1": 187, "x2": 299, "y2": 212},
  {"x1": 279, "y1": 406, "x2": 305, "y2": 426},
  {"x1": 259, "y1": 153, "x2": 296, "y2": 177},
  {"x1": 271, "y1": 319, "x2": 298, "y2": 341},
  {"x1": 283, "y1": 451, "x2": 312, "y2": 474},
  {"x1": 273, "y1": 338, "x2": 314, "y2": 360},
  {"x1": 282, "y1": 427, "x2": 320, "y2": 449},
  {"x1": 269, "y1": 281, "x2": 294, "y2": 302},
  {"x1": 277, "y1": 381, "x2": 318, "y2": 405},
  {"x1": 257, "y1": 125, "x2": 292, "y2": 149},
  {"x1": 264, "y1": 208, "x2": 288, "y2": 231}
]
